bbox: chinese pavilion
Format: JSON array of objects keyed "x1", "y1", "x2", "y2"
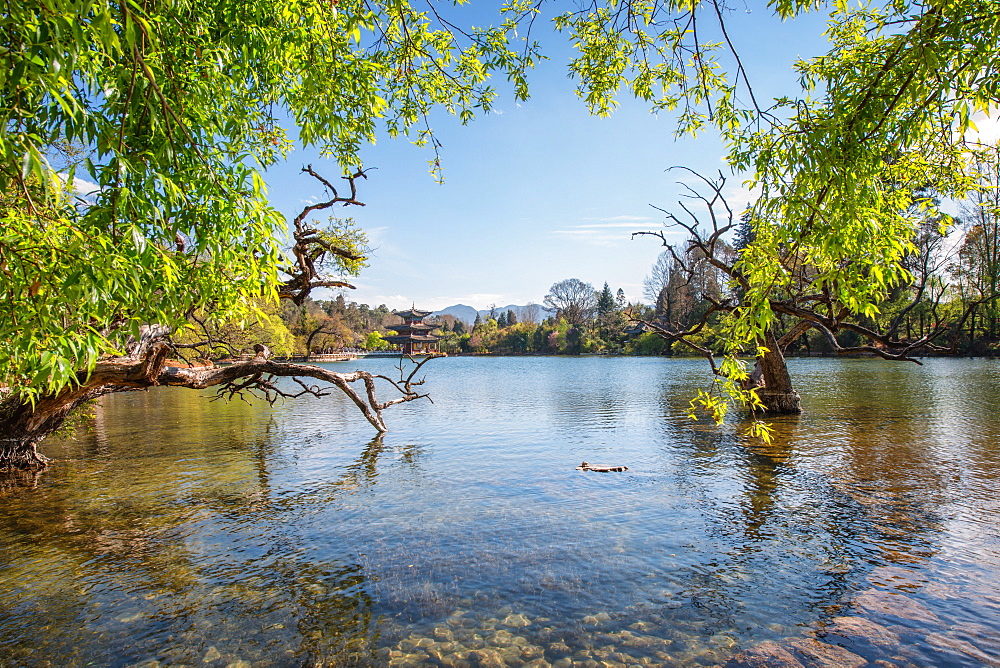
[{"x1": 384, "y1": 308, "x2": 442, "y2": 355}]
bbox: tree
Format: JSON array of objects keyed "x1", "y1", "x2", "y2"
[
  {"x1": 633, "y1": 170, "x2": 973, "y2": 438},
  {"x1": 712, "y1": 0, "x2": 1000, "y2": 428},
  {"x1": 596, "y1": 282, "x2": 616, "y2": 317},
  {"x1": 643, "y1": 251, "x2": 673, "y2": 313},
  {"x1": 544, "y1": 279, "x2": 597, "y2": 326},
  {"x1": 2, "y1": 0, "x2": 558, "y2": 469},
  {"x1": 522, "y1": 303, "x2": 542, "y2": 325},
  {"x1": 364, "y1": 331, "x2": 391, "y2": 351},
  {"x1": 878, "y1": 201, "x2": 955, "y2": 350},
  {"x1": 954, "y1": 149, "x2": 1000, "y2": 350}
]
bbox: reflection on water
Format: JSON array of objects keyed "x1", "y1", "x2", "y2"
[{"x1": 1, "y1": 357, "x2": 999, "y2": 667}]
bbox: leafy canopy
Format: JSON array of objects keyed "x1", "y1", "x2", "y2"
[{"x1": 3, "y1": 0, "x2": 541, "y2": 402}]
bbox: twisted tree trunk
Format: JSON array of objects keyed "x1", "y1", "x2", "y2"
[
  {"x1": 748, "y1": 329, "x2": 802, "y2": 415},
  {"x1": 0, "y1": 332, "x2": 433, "y2": 471}
]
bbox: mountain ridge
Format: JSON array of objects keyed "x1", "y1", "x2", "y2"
[{"x1": 431, "y1": 303, "x2": 553, "y2": 324}]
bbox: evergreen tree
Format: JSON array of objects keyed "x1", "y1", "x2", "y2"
[
  {"x1": 597, "y1": 282, "x2": 617, "y2": 316},
  {"x1": 507, "y1": 309, "x2": 518, "y2": 326},
  {"x1": 733, "y1": 211, "x2": 756, "y2": 251}
]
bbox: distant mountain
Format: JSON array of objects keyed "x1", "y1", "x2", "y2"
[
  {"x1": 431, "y1": 304, "x2": 479, "y2": 324},
  {"x1": 432, "y1": 303, "x2": 554, "y2": 324}
]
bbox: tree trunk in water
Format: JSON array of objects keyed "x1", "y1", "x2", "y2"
[
  {"x1": 0, "y1": 435, "x2": 49, "y2": 471},
  {"x1": 969, "y1": 309, "x2": 977, "y2": 354},
  {"x1": 754, "y1": 330, "x2": 802, "y2": 415},
  {"x1": 0, "y1": 388, "x2": 101, "y2": 471}
]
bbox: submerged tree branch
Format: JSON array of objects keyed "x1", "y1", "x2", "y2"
[{"x1": 0, "y1": 331, "x2": 440, "y2": 471}]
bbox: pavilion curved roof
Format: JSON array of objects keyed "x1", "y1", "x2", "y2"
[
  {"x1": 393, "y1": 308, "x2": 432, "y2": 319},
  {"x1": 387, "y1": 322, "x2": 436, "y2": 332}
]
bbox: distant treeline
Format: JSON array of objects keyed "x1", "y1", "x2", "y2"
[{"x1": 270, "y1": 281, "x2": 667, "y2": 357}]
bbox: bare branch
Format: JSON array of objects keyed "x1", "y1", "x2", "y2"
[
  {"x1": 810, "y1": 322, "x2": 923, "y2": 364},
  {"x1": 280, "y1": 166, "x2": 372, "y2": 305}
]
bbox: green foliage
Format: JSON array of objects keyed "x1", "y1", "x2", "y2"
[
  {"x1": 173, "y1": 301, "x2": 295, "y2": 359},
  {"x1": 364, "y1": 331, "x2": 390, "y2": 351},
  {"x1": 2, "y1": 0, "x2": 541, "y2": 402},
  {"x1": 310, "y1": 218, "x2": 370, "y2": 279},
  {"x1": 625, "y1": 331, "x2": 669, "y2": 355},
  {"x1": 685, "y1": 356, "x2": 773, "y2": 443}
]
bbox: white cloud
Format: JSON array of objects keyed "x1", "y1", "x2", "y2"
[
  {"x1": 572, "y1": 221, "x2": 660, "y2": 229},
  {"x1": 550, "y1": 214, "x2": 670, "y2": 246},
  {"x1": 363, "y1": 225, "x2": 391, "y2": 245},
  {"x1": 368, "y1": 294, "x2": 414, "y2": 310},
  {"x1": 58, "y1": 173, "x2": 100, "y2": 200},
  {"x1": 424, "y1": 293, "x2": 505, "y2": 310},
  {"x1": 551, "y1": 219, "x2": 683, "y2": 247},
  {"x1": 581, "y1": 214, "x2": 657, "y2": 222},
  {"x1": 72, "y1": 177, "x2": 99, "y2": 196},
  {"x1": 550, "y1": 228, "x2": 631, "y2": 247}
]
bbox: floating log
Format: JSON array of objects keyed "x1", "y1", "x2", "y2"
[{"x1": 576, "y1": 461, "x2": 628, "y2": 473}]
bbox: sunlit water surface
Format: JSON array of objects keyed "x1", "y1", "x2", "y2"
[{"x1": 1, "y1": 357, "x2": 999, "y2": 667}]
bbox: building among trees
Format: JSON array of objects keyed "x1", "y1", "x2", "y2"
[{"x1": 385, "y1": 309, "x2": 442, "y2": 355}]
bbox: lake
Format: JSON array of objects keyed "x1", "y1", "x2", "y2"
[{"x1": 1, "y1": 356, "x2": 998, "y2": 667}]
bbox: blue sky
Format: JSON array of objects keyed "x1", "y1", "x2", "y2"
[{"x1": 261, "y1": 4, "x2": 833, "y2": 312}]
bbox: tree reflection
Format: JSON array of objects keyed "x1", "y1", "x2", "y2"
[{"x1": 658, "y1": 383, "x2": 949, "y2": 636}]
